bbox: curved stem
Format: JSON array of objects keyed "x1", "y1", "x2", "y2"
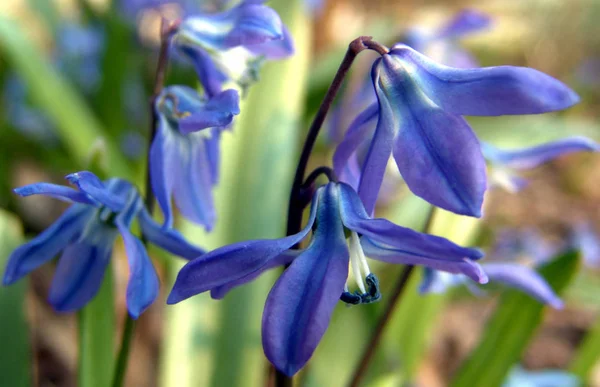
[
  {"x1": 111, "y1": 18, "x2": 177, "y2": 387},
  {"x1": 347, "y1": 206, "x2": 436, "y2": 387}
]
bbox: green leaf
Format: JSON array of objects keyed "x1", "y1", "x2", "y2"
[
  {"x1": 159, "y1": 1, "x2": 311, "y2": 386},
  {"x1": 0, "y1": 210, "x2": 31, "y2": 387},
  {"x1": 569, "y1": 315, "x2": 600, "y2": 382},
  {"x1": 78, "y1": 268, "x2": 115, "y2": 387},
  {"x1": 0, "y1": 17, "x2": 132, "y2": 179},
  {"x1": 451, "y1": 250, "x2": 581, "y2": 387}
]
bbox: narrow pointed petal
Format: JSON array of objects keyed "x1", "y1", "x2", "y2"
[
  {"x1": 178, "y1": 45, "x2": 227, "y2": 97},
  {"x1": 210, "y1": 250, "x2": 298, "y2": 299},
  {"x1": 419, "y1": 268, "x2": 467, "y2": 294},
  {"x1": 263, "y1": 184, "x2": 349, "y2": 376},
  {"x1": 245, "y1": 23, "x2": 294, "y2": 59},
  {"x1": 172, "y1": 137, "x2": 216, "y2": 230},
  {"x1": 3, "y1": 206, "x2": 92, "y2": 285},
  {"x1": 138, "y1": 207, "x2": 205, "y2": 260},
  {"x1": 389, "y1": 44, "x2": 580, "y2": 116},
  {"x1": 482, "y1": 137, "x2": 599, "y2": 170},
  {"x1": 362, "y1": 237, "x2": 487, "y2": 283},
  {"x1": 149, "y1": 116, "x2": 178, "y2": 228},
  {"x1": 48, "y1": 221, "x2": 117, "y2": 312},
  {"x1": 436, "y1": 9, "x2": 492, "y2": 39},
  {"x1": 116, "y1": 219, "x2": 159, "y2": 318},
  {"x1": 375, "y1": 54, "x2": 486, "y2": 216},
  {"x1": 338, "y1": 183, "x2": 484, "y2": 261},
  {"x1": 66, "y1": 171, "x2": 126, "y2": 212},
  {"x1": 179, "y1": 89, "x2": 240, "y2": 134},
  {"x1": 14, "y1": 183, "x2": 97, "y2": 205},
  {"x1": 205, "y1": 129, "x2": 221, "y2": 185},
  {"x1": 167, "y1": 189, "x2": 322, "y2": 304},
  {"x1": 482, "y1": 263, "x2": 563, "y2": 308}
]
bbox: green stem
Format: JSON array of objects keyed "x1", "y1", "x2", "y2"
[{"x1": 111, "y1": 316, "x2": 136, "y2": 387}]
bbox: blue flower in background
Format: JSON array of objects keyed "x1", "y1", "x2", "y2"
[
  {"x1": 151, "y1": 85, "x2": 240, "y2": 229},
  {"x1": 482, "y1": 137, "x2": 599, "y2": 192},
  {"x1": 333, "y1": 44, "x2": 579, "y2": 217},
  {"x1": 3, "y1": 172, "x2": 205, "y2": 318},
  {"x1": 571, "y1": 222, "x2": 600, "y2": 268},
  {"x1": 503, "y1": 366, "x2": 580, "y2": 387},
  {"x1": 420, "y1": 228, "x2": 563, "y2": 308},
  {"x1": 167, "y1": 182, "x2": 487, "y2": 375},
  {"x1": 174, "y1": 1, "x2": 293, "y2": 96}
]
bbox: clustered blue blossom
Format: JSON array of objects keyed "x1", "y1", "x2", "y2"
[{"x1": 5, "y1": 6, "x2": 598, "y2": 380}]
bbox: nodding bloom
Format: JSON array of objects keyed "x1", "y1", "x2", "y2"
[
  {"x1": 173, "y1": 0, "x2": 294, "y2": 96},
  {"x1": 420, "y1": 228, "x2": 563, "y2": 309},
  {"x1": 167, "y1": 182, "x2": 487, "y2": 376},
  {"x1": 151, "y1": 85, "x2": 240, "y2": 229},
  {"x1": 333, "y1": 43, "x2": 579, "y2": 217},
  {"x1": 3, "y1": 172, "x2": 205, "y2": 318},
  {"x1": 482, "y1": 137, "x2": 599, "y2": 192}
]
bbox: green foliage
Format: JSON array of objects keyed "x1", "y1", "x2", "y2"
[
  {"x1": 569, "y1": 315, "x2": 600, "y2": 382},
  {"x1": 451, "y1": 250, "x2": 581, "y2": 387},
  {"x1": 0, "y1": 210, "x2": 31, "y2": 387}
]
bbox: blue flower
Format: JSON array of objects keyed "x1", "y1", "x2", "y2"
[
  {"x1": 151, "y1": 85, "x2": 240, "y2": 229},
  {"x1": 334, "y1": 44, "x2": 579, "y2": 217},
  {"x1": 503, "y1": 366, "x2": 580, "y2": 387},
  {"x1": 482, "y1": 137, "x2": 599, "y2": 192},
  {"x1": 3, "y1": 171, "x2": 205, "y2": 318},
  {"x1": 174, "y1": 1, "x2": 294, "y2": 96},
  {"x1": 167, "y1": 182, "x2": 487, "y2": 375}
]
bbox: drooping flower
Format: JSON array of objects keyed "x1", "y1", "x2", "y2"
[
  {"x1": 420, "y1": 228, "x2": 563, "y2": 308},
  {"x1": 3, "y1": 171, "x2": 205, "y2": 318},
  {"x1": 168, "y1": 182, "x2": 487, "y2": 375},
  {"x1": 150, "y1": 85, "x2": 240, "y2": 229},
  {"x1": 173, "y1": 1, "x2": 294, "y2": 96},
  {"x1": 334, "y1": 44, "x2": 579, "y2": 217},
  {"x1": 482, "y1": 137, "x2": 599, "y2": 192}
]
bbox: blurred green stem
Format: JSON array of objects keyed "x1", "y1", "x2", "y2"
[
  {"x1": 569, "y1": 315, "x2": 600, "y2": 381},
  {"x1": 111, "y1": 316, "x2": 136, "y2": 387},
  {"x1": 347, "y1": 206, "x2": 436, "y2": 387}
]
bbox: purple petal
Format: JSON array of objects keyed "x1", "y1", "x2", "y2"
[
  {"x1": 481, "y1": 137, "x2": 599, "y2": 170},
  {"x1": 482, "y1": 263, "x2": 563, "y2": 308},
  {"x1": 205, "y1": 129, "x2": 221, "y2": 185},
  {"x1": 222, "y1": 4, "x2": 284, "y2": 48},
  {"x1": 167, "y1": 188, "x2": 322, "y2": 304},
  {"x1": 138, "y1": 207, "x2": 205, "y2": 260},
  {"x1": 245, "y1": 23, "x2": 294, "y2": 59},
  {"x1": 65, "y1": 171, "x2": 126, "y2": 212},
  {"x1": 376, "y1": 55, "x2": 487, "y2": 216},
  {"x1": 13, "y1": 183, "x2": 97, "y2": 205},
  {"x1": 435, "y1": 9, "x2": 492, "y2": 40},
  {"x1": 362, "y1": 237, "x2": 487, "y2": 283},
  {"x1": 177, "y1": 46, "x2": 228, "y2": 97},
  {"x1": 116, "y1": 217, "x2": 160, "y2": 318},
  {"x1": 210, "y1": 250, "x2": 298, "y2": 299},
  {"x1": 3, "y1": 206, "x2": 93, "y2": 285},
  {"x1": 149, "y1": 116, "x2": 178, "y2": 228},
  {"x1": 48, "y1": 221, "x2": 118, "y2": 312},
  {"x1": 263, "y1": 184, "x2": 349, "y2": 376},
  {"x1": 338, "y1": 182, "x2": 484, "y2": 261},
  {"x1": 389, "y1": 44, "x2": 580, "y2": 116},
  {"x1": 178, "y1": 89, "x2": 240, "y2": 134}
]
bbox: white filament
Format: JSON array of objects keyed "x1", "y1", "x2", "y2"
[{"x1": 349, "y1": 231, "x2": 371, "y2": 294}]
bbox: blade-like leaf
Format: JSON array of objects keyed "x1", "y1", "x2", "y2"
[
  {"x1": 451, "y1": 250, "x2": 580, "y2": 387},
  {"x1": 0, "y1": 210, "x2": 31, "y2": 387},
  {"x1": 569, "y1": 315, "x2": 600, "y2": 382}
]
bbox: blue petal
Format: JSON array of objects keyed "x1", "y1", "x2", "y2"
[
  {"x1": 205, "y1": 129, "x2": 221, "y2": 185},
  {"x1": 116, "y1": 215, "x2": 159, "y2": 319},
  {"x1": 482, "y1": 263, "x2": 563, "y2": 308},
  {"x1": 167, "y1": 188, "x2": 322, "y2": 304},
  {"x1": 138, "y1": 207, "x2": 205, "y2": 260},
  {"x1": 245, "y1": 23, "x2": 294, "y2": 59},
  {"x1": 48, "y1": 218, "x2": 118, "y2": 312},
  {"x1": 419, "y1": 268, "x2": 468, "y2": 294},
  {"x1": 435, "y1": 9, "x2": 492, "y2": 39},
  {"x1": 172, "y1": 135, "x2": 216, "y2": 230},
  {"x1": 389, "y1": 44, "x2": 580, "y2": 115},
  {"x1": 3, "y1": 206, "x2": 93, "y2": 285},
  {"x1": 14, "y1": 182, "x2": 97, "y2": 205},
  {"x1": 177, "y1": 45, "x2": 227, "y2": 97},
  {"x1": 66, "y1": 171, "x2": 126, "y2": 212},
  {"x1": 504, "y1": 366, "x2": 580, "y2": 387},
  {"x1": 375, "y1": 54, "x2": 487, "y2": 216},
  {"x1": 481, "y1": 137, "x2": 599, "y2": 170},
  {"x1": 178, "y1": 89, "x2": 240, "y2": 134},
  {"x1": 149, "y1": 115, "x2": 178, "y2": 228},
  {"x1": 210, "y1": 250, "x2": 298, "y2": 299},
  {"x1": 263, "y1": 184, "x2": 349, "y2": 376}
]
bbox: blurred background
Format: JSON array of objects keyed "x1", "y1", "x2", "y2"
[{"x1": 1, "y1": 0, "x2": 599, "y2": 386}]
